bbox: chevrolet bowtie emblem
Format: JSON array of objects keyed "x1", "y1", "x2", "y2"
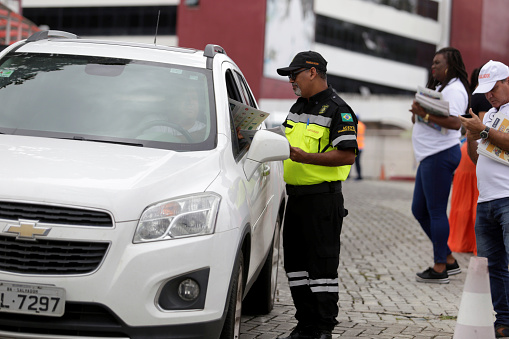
[{"x1": 5, "y1": 220, "x2": 50, "y2": 240}]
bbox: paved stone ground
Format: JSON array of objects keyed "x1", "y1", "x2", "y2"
[{"x1": 240, "y1": 179, "x2": 477, "y2": 339}]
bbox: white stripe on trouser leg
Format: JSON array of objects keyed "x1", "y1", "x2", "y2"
[
  {"x1": 289, "y1": 279, "x2": 310, "y2": 287},
  {"x1": 309, "y1": 278, "x2": 338, "y2": 285},
  {"x1": 287, "y1": 271, "x2": 309, "y2": 278},
  {"x1": 287, "y1": 273, "x2": 338, "y2": 291},
  {"x1": 310, "y1": 285, "x2": 339, "y2": 292},
  {"x1": 287, "y1": 271, "x2": 310, "y2": 287},
  {"x1": 310, "y1": 278, "x2": 339, "y2": 293}
]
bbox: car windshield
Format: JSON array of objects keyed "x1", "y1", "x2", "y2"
[{"x1": 0, "y1": 52, "x2": 216, "y2": 151}]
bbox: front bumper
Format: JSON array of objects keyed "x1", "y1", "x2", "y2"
[
  {"x1": 0, "y1": 221, "x2": 239, "y2": 338},
  {"x1": 0, "y1": 303, "x2": 223, "y2": 338}
]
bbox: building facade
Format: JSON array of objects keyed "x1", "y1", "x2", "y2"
[{"x1": 0, "y1": 0, "x2": 38, "y2": 46}]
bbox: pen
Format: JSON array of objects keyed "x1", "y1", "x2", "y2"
[{"x1": 307, "y1": 118, "x2": 309, "y2": 129}]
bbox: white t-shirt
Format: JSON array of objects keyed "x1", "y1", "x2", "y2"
[
  {"x1": 476, "y1": 103, "x2": 509, "y2": 203},
  {"x1": 412, "y1": 78, "x2": 467, "y2": 162}
]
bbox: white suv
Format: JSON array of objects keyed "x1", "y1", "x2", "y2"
[{"x1": 0, "y1": 30, "x2": 289, "y2": 339}]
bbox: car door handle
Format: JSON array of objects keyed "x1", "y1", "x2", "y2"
[{"x1": 262, "y1": 164, "x2": 270, "y2": 176}]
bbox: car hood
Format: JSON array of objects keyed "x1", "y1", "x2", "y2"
[{"x1": 0, "y1": 135, "x2": 222, "y2": 222}]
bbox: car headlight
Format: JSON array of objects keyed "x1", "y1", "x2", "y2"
[{"x1": 134, "y1": 193, "x2": 221, "y2": 243}]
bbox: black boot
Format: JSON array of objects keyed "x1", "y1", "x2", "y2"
[
  {"x1": 313, "y1": 330, "x2": 332, "y2": 339},
  {"x1": 278, "y1": 327, "x2": 315, "y2": 339}
]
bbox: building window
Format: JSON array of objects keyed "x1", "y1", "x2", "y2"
[
  {"x1": 185, "y1": 0, "x2": 200, "y2": 7},
  {"x1": 23, "y1": 6, "x2": 177, "y2": 36},
  {"x1": 360, "y1": 0, "x2": 439, "y2": 20},
  {"x1": 315, "y1": 15, "x2": 436, "y2": 69},
  {"x1": 328, "y1": 74, "x2": 414, "y2": 95}
]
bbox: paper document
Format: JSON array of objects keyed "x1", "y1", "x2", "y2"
[
  {"x1": 478, "y1": 110, "x2": 509, "y2": 166},
  {"x1": 415, "y1": 86, "x2": 450, "y2": 117},
  {"x1": 229, "y1": 98, "x2": 270, "y2": 130}
]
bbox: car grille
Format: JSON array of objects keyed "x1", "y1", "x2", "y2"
[
  {"x1": 0, "y1": 235, "x2": 109, "y2": 274},
  {"x1": 0, "y1": 201, "x2": 113, "y2": 227}
]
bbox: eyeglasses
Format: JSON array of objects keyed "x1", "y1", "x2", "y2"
[{"x1": 288, "y1": 68, "x2": 308, "y2": 81}]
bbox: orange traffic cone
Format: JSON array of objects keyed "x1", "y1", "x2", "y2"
[{"x1": 453, "y1": 256, "x2": 495, "y2": 338}]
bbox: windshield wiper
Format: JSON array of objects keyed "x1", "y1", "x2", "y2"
[{"x1": 70, "y1": 136, "x2": 144, "y2": 147}]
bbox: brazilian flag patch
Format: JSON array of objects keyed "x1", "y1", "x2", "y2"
[{"x1": 341, "y1": 113, "x2": 353, "y2": 122}]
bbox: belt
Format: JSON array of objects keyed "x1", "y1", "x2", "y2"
[{"x1": 286, "y1": 181, "x2": 342, "y2": 196}]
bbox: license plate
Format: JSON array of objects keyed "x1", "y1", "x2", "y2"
[{"x1": 0, "y1": 281, "x2": 65, "y2": 317}]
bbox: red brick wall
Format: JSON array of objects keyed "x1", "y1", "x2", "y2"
[
  {"x1": 177, "y1": 0, "x2": 266, "y2": 99},
  {"x1": 450, "y1": 0, "x2": 509, "y2": 77}
]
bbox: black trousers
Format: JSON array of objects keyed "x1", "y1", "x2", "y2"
[{"x1": 283, "y1": 189, "x2": 345, "y2": 332}]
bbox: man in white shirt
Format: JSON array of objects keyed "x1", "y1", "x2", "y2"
[{"x1": 460, "y1": 60, "x2": 509, "y2": 338}]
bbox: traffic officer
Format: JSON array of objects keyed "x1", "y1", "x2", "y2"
[{"x1": 276, "y1": 51, "x2": 358, "y2": 339}]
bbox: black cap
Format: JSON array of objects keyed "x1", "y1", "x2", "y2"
[{"x1": 277, "y1": 51, "x2": 328, "y2": 76}]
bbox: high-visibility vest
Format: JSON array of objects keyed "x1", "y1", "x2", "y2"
[
  {"x1": 284, "y1": 116, "x2": 351, "y2": 185},
  {"x1": 283, "y1": 87, "x2": 358, "y2": 186}
]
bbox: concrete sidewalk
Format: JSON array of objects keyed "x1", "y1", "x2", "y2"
[{"x1": 241, "y1": 179, "x2": 477, "y2": 339}]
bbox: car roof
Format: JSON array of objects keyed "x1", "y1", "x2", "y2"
[{"x1": 8, "y1": 31, "x2": 227, "y2": 69}]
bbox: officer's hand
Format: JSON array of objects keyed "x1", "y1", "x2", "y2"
[{"x1": 289, "y1": 146, "x2": 307, "y2": 163}]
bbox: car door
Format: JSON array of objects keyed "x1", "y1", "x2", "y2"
[{"x1": 223, "y1": 64, "x2": 275, "y2": 277}]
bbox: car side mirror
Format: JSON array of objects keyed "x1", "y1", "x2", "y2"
[{"x1": 243, "y1": 129, "x2": 289, "y2": 181}]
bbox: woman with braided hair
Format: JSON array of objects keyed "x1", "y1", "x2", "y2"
[{"x1": 409, "y1": 47, "x2": 470, "y2": 284}]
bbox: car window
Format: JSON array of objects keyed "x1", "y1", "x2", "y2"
[
  {"x1": 0, "y1": 53, "x2": 216, "y2": 151},
  {"x1": 225, "y1": 68, "x2": 242, "y2": 103},
  {"x1": 225, "y1": 68, "x2": 249, "y2": 158},
  {"x1": 234, "y1": 70, "x2": 256, "y2": 108}
]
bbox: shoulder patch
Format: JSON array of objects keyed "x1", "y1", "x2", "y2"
[
  {"x1": 319, "y1": 105, "x2": 329, "y2": 114},
  {"x1": 338, "y1": 126, "x2": 356, "y2": 133},
  {"x1": 341, "y1": 113, "x2": 353, "y2": 122}
]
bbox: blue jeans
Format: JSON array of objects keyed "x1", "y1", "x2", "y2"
[
  {"x1": 476, "y1": 197, "x2": 509, "y2": 326},
  {"x1": 412, "y1": 145, "x2": 461, "y2": 263}
]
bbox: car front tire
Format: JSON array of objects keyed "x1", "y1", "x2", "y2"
[
  {"x1": 219, "y1": 251, "x2": 244, "y2": 339},
  {"x1": 243, "y1": 215, "x2": 280, "y2": 314}
]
